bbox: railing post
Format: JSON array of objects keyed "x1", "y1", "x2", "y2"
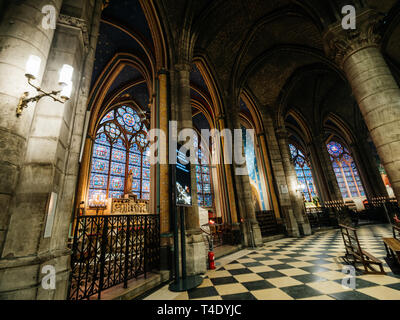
[
  {"x1": 124, "y1": 216, "x2": 131, "y2": 289},
  {"x1": 67, "y1": 215, "x2": 82, "y2": 300},
  {"x1": 98, "y1": 216, "x2": 108, "y2": 300},
  {"x1": 144, "y1": 215, "x2": 148, "y2": 279}
]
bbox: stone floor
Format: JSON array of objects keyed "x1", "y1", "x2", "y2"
[{"x1": 144, "y1": 224, "x2": 400, "y2": 300}]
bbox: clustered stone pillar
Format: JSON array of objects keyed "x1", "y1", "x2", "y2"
[
  {"x1": 0, "y1": 0, "x2": 63, "y2": 299},
  {"x1": 225, "y1": 99, "x2": 263, "y2": 247},
  {"x1": 276, "y1": 127, "x2": 311, "y2": 236},
  {"x1": 324, "y1": 9, "x2": 400, "y2": 203},
  {"x1": 174, "y1": 63, "x2": 206, "y2": 275},
  {"x1": 157, "y1": 70, "x2": 172, "y2": 276},
  {"x1": 312, "y1": 134, "x2": 343, "y2": 202},
  {"x1": 0, "y1": 0, "x2": 101, "y2": 299},
  {"x1": 0, "y1": 0, "x2": 62, "y2": 256},
  {"x1": 260, "y1": 109, "x2": 300, "y2": 237},
  {"x1": 350, "y1": 137, "x2": 388, "y2": 198}
]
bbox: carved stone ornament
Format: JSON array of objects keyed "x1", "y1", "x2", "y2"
[
  {"x1": 57, "y1": 14, "x2": 89, "y2": 51},
  {"x1": 323, "y1": 9, "x2": 384, "y2": 68}
]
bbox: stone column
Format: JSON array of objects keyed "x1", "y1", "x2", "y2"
[
  {"x1": 157, "y1": 70, "x2": 172, "y2": 274},
  {"x1": 174, "y1": 63, "x2": 206, "y2": 275},
  {"x1": 324, "y1": 9, "x2": 400, "y2": 202},
  {"x1": 276, "y1": 127, "x2": 312, "y2": 236},
  {"x1": 260, "y1": 109, "x2": 300, "y2": 237},
  {"x1": 350, "y1": 137, "x2": 387, "y2": 199},
  {"x1": 0, "y1": 0, "x2": 62, "y2": 258},
  {"x1": 0, "y1": 1, "x2": 99, "y2": 299},
  {"x1": 215, "y1": 115, "x2": 240, "y2": 226},
  {"x1": 225, "y1": 99, "x2": 263, "y2": 247}
]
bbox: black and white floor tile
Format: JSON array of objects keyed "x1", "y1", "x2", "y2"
[{"x1": 145, "y1": 224, "x2": 400, "y2": 300}]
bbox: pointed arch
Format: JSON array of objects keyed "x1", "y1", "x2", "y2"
[{"x1": 88, "y1": 53, "x2": 153, "y2": 137}]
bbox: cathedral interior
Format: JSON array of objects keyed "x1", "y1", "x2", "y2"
[{"x1": 1, "y1": 0, "x2": 400, "y2": 301}]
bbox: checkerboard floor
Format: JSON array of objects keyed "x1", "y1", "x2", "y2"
[{"x1": 145, "y1": 224, "x2": 400, "y2": 300}]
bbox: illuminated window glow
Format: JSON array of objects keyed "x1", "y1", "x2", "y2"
[
  {"x1": 327, "y1": 141, "x2": 365, "y2": 199},
  {"x1": 289, "y1": 144, "x2": 317, "y2": 202},
  {"x1": 89, "y1": 106, "x2": 150, "y2": 201},
  {"x1": 194, "y1": 135, "x2": 213, "y2": 208}
]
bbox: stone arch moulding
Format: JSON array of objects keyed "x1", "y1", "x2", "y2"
[
  {"x1": 231, "y1": 7, "x2": 325, "y2": 91},
  {"x1": 101, "y1": 18, "x2": 156, "y2": 73},
  {"x1": 77, "y1": 53, "x2": 153, "y2": 209},
  {"x1": 285, "y1": 109, "x2": 313, "y2": 145},
  {"x1": 192, "y1": 55, "x2": 239, "y2": 224},
  {"x1": 139, "y1": 0, "x2": 169, "y2": 70},
  {"x1": 323, "y1": 113, "x2": 357, "y2": 146},
  {"x1": 88, "y1": 53, "x2": 153, "y2": 137},
  {"x1": 323, "y1": 113, "x2": 372, "y2": 202},
  {"x1": 275, "y1": 62, "x2": 345, "y2": 130},
  {"x1": 193, "y1": 56, "x2": 224, "y2": 119}
]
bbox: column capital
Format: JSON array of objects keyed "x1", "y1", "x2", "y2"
[
  {"x1": 275, "y1": 126, "x2": 289, "y2": 140},
  {"x1": 174, "y1": 63, "x2": 192, "y2": 72},
  {"x1": 323, "y1": 9, "x2": 384, "y2": 68},
  {"x1": 58, "y1": 14, "x2": 90, "y2": 51}
]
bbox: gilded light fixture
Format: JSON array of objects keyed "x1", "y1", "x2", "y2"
[{"x1": 16, "y1": 55, "x2": 74, "y2": 117}]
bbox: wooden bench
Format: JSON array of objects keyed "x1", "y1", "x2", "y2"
[
  {"x1": 339, "y1": 224, "x2": 386, "y2": 275},
  {"x1": 382, "y1": 225, "x2": 400, "y2": 265}
]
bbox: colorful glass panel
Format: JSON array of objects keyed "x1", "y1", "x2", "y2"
[
  {"x1": 195, "y1": 135, "x2": 214, "y2": 208},
  {"x1": 243, "y1": 127, "x2": 267, "y2": 209},
  {"x1": 88, "y1": 105, "x2": 151, "y2": 202},
  {"x1": 327, "y1": 141, "x2": 366, "y2": 199},
  {"x1": 289, "y1": 144, "x2": 318, "y2": 202}
]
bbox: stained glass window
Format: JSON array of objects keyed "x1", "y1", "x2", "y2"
[
  {"x1": 194, "y1": 134, "x2": 213, "y2": 208},
  {"x1": 243, "y1": 127, "x2": 266, "y2": 210},
  {"x1": 289, "y1": 144, "x2": 317, "y2": 202},
  {"x1": 89, "y1": 106, "x2": 150, "y2": 202},
  {"x1": 327, "y1": 141, "x2": 365, "y2": 199}
]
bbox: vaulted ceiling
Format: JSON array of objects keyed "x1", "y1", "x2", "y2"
[{"x1": 158, "y1": 0, "x2": 400, "y2": 113}]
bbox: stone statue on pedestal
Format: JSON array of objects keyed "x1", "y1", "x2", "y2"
[{"x1": 125, "y1": 169, "x2": 133, "y2": 197}]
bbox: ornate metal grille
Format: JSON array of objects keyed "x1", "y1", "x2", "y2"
[{"x1": 68, "y1": 214, "x2": 160, "y2": 300}]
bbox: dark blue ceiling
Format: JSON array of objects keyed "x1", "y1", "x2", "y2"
[
  {"x1": 190, "y1": 64, "x2": 209, "y2": 95},
  {"x1": 240, "y1": 98, "x2": 249, "y2": 113},
  {"x1": 91, "y1": 22, "x2": 148, "y2": 89},
  {"x1": 102, "y1": 0, "x2": 152, "y2": 41},
  {"x1": 193, "y1": 112, "x2": 211, "y2": 131},
  {"x1": 90, "y1": 0, "x2": 152, "y2": 112},
  {"x1": 121, "y1": 82, "x2": 150, "y2": 112},
  {"x1": 106, "y1": 65, "x2": 143, "y2": 98}
]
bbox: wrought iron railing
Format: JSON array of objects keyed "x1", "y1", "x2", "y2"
[
  {"x1": 363, "y1": 197, "x2": 399, "y2": 223},
  {"x1": 68, "y1": 214, "x2": 160, "y2": 300},
  {"x1": 256, "y1": 210, "x2": 284, "y2": 237},
  {"x1": 305, "y1": 207, "x2": 337, "y2": 229}
]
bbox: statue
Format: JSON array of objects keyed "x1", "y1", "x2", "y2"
[{"x1": 125, "y1": 169, "x2": 133, "y2": 196}]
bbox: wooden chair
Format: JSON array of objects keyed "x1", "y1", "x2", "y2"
[
  {"x1": 382, "y1": 225, "x2": 400, "y2": 265},
  {"x1": 339, "y1": 224, "x2": 386, "y2": 275}
]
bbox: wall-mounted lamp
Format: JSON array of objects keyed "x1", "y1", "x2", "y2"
[{"x1": 16, "y1": 55, "x2": 74, "y2": 117}]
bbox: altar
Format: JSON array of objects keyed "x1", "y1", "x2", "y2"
[{"x1": 87, "y1": 192, "x2": 150, "y2": 215}]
